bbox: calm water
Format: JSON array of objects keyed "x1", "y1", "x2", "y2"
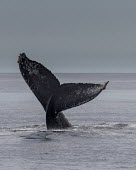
[{"x1": 0, "y1": 73, "x2": 136, "y2": 170}]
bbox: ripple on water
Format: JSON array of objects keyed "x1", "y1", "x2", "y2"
[{"x1": 0, "y1": 122, "x2": 136, "y2": 140}]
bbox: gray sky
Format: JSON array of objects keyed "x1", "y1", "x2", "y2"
[{"x1": 0, "y1": 0, "x2": 136, "y2": 73}]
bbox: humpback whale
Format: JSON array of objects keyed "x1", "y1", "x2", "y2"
[{"x1": 18, "y1": 53, "x2": 109, "y2": 129}]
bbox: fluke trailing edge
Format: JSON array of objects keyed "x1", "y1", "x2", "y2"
[{"x1": 18, "y1": 53, "x2": 109, "y2": 129}]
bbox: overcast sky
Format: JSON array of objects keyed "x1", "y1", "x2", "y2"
[{"x1": 0, "y1": 0, "x2": 136, "y2": 73}]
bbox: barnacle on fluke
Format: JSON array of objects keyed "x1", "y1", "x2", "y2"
[{"x1": 18, "y1": 53, "x2": 109, "y2": 130}]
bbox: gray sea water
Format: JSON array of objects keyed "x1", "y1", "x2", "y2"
[{"x1": 0, "y1": 73, "x2": 136, "y2": 170}]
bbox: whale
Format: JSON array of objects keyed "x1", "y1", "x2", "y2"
[{"x1": 18, "y1": 53, "x2": 109, "y2": 129}]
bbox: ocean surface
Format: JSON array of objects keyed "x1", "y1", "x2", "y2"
[{"x1": 0, "y1": 73, "x2": 136, "y2": 170}]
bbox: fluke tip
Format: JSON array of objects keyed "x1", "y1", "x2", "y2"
[{"x1": 103, "y1": 81, "x2": 109, "y2": 90}]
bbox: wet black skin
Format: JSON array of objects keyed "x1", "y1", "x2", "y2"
[{"x1": 18, "y1": 53, "x2": 109, "y2": 130}]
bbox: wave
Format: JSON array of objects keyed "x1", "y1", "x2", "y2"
[{"x1": 0, "y1": 122, "x2": 136, "y2": 139}]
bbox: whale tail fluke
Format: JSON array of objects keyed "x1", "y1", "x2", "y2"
[
  {"x1": 18, "y1": 53, "x2": 60, "y2": 111},
  {"x1": 50, "y1": 82, "x2": 108, "y2": 114},
  {"x1": 18, "y1": 53, "x2": 109, "y2": 129}
]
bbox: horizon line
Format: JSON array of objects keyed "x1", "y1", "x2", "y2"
[{"x1": 0, "y1": 72, "x2": 136, "y2": 74}]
